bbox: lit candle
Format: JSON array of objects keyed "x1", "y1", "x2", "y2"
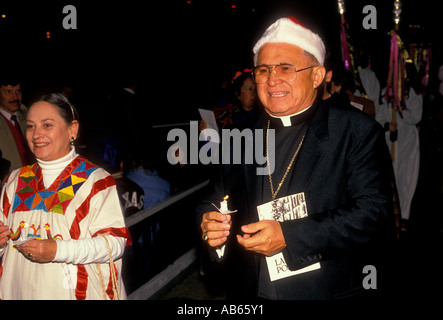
[
  {"x1": 220, "y1": 195, "x2": 229, "y2": 213},
  {"x1": 215, "y1": 195, "x2": 237, "y2": 259}
]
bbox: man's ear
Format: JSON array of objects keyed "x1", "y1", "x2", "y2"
[{"x1": 312, "y1": 66, "x2": 326, "y2": 89}]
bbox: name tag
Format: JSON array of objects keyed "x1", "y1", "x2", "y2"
[{"x1": 257, "y1": 192, "x2": 320, "y2": 281}]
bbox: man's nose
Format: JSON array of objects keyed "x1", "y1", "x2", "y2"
[{"x1": 267, "y1": 69, "x2": 282, "y2": 86}]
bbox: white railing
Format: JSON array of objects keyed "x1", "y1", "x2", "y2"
[
  {"x1": 125, "y1": 179, "x2": 210, "y2": 300},
  {"x1": 125, "y1": 180, "x2": 209, "y2": 228}
]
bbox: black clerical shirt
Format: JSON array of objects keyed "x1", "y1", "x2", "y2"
[{"x1": 258, "y1": 103, "x2": 318, "y2": 299}]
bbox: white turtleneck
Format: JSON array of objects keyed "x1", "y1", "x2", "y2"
[
  {"x1": 36, "y1": 148, "x2": 126, "y2": 264},
  {"x1": 37, "y1": 147, "x2": 78, "y2": 188},
  {"x1": 269, "y1": 105, "x2": 312, "y2": 127}
]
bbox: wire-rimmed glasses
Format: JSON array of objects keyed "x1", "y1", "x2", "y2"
[{"x1": 252, "y1": 64, "x2": 316, "y2": 84}]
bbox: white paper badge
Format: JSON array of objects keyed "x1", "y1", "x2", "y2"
[{"x1": 257, "y1": 192, "x2": 320, "y2": 281}]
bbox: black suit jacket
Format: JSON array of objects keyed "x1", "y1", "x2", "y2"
[{"x1": 197, "y1": 99, "x2": 396, "y2": 299}]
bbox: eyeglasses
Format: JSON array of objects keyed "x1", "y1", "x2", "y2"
[{"x1": 252, "y1": 64, "x2": 316, "y2": 84}]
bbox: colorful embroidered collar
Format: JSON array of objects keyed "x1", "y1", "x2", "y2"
[{"x1": 12, "y1": 156, "x2": 99, "y2": 215}]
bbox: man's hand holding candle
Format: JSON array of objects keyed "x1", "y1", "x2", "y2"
[{"x1": 200, "y1": 211, "x2": 232, "y2": 247}]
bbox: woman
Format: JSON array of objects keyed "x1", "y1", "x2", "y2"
[
  {"x1": 0, "y1": 93, "x2": 130, "y2": 299},
  {"x1": 213, "y1": 69, "x2": 260, "y2": 130},
  {"x1": 199, "y1": 69, "x2": 261, "y2": 133}
]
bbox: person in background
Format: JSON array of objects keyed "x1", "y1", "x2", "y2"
[
  {"x1": 93, "y1": 138, "x2": 146, "y2": 285},
  {"x1": 376, "y1": 63, "x2": 423, "y2": 231},
  {"x1": 94, "y1": 138, "x2": 145, "y2": 217},
  {"x1": 0, "y1": 76, "x2": 34, "y2": 172},
  {"x1": 355, "y1": 50, "x2": 381, "y2": 110},
  {"x1": 328, "y1": 60, "x2": 375, "y2": 118},
  {"x1": 200, "y1": 69, "x2": 261, "y2": 132},
  {"x1": 0, "y1": 93, "x2": 130, "y2": 299},
  {"x1": 124, "y1": 149, "x2": 170, "y2": 210},
  {"x1": 123, "y1": 149, "x2": 171, "y2": 271}
]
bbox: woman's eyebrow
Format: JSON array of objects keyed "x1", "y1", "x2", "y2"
[{"x1": 26, "y1": 118, "x2": 56, "y2": 123}]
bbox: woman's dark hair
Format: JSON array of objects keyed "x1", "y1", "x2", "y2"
[
  {"x1": 36, "y1": 93, "x2": 79, "y2": 125},
  {"x1": 230, "y1": 71, "x2": 252, "y2": 97},
  {"x1": 226, "y1": 69, "x2": 254, "y2": 107}
]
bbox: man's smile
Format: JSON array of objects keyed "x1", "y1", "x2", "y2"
[{"x1": 268, "y1": 91, "x2": 289, "y2": 98}]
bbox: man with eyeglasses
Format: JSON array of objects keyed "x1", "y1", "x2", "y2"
[{"x1": 198, "y1": 16, "x2": 395, "y2": 299}]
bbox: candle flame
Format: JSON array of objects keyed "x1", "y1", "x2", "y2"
[{"x1": 223, "y1": 195, "x2": 229, "y2": 200}]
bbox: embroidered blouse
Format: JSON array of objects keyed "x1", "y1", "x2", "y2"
[{"x1": 0, "y1": 151, "x2": 130, "y2": 299}]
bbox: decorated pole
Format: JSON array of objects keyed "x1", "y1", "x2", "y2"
[
  {"x1": 337, "y1": 0, "x2": 355, "y2": 74},
  {"x1": 393, "y1": 0, "x2": 401, "y2": 30},
  {"x1": 386, "y1": 0, "x2": 407, "y2": 238},
  {"x1": 385, "y1": 0, "x2": 409, "y2": 162},
  {"x1": 391, "y1": 1, "x2": 401, "y2": 160},
  {"x1": 338, "y1": 0, "x2": 345, "y2": 22},
  {"x1": 338, "y1": 0, "x2": 369, "y2": 99}
]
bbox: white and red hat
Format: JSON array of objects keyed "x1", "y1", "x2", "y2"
[{"x1": 253, "y1": 16, "x2": 326, "y2": 66}]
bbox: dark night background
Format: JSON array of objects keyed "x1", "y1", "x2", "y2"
[{"x1": 0, "y1": 0, "x2": 441, "y2": 125}]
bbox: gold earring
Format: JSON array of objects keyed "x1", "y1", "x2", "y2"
[{"x1": 70, "y1": 137, "x2": 75, "y2": 145}]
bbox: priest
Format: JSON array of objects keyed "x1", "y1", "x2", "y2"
[{"x1": 197, "y1": 16, "x2": 396, "y2": 300}]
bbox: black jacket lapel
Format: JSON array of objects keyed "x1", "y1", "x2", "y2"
[{"x1": 287, "y1": 101, "x2": 329, "y2": 194}]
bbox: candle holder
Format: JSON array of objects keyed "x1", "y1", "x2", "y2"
[
  {"x1": 212, "y1": 195, "x2": 237, "y2": 215},
  {"x1": 212, "y1": 203, "x2": 237, "y2": 215},
  {"x1": 211, "y1": 195, "x2": 237, "y2": 259}
]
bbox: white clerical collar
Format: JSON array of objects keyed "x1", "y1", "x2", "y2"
[{"x1": 269, "y1": 105, "x2": 312, "y2": 127}]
